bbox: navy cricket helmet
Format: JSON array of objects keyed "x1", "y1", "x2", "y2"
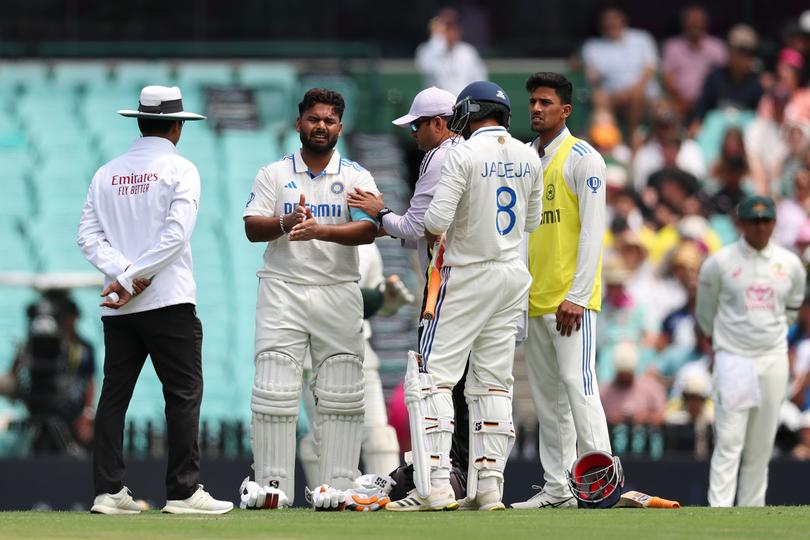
[
  {"x1": 451, "y1": 81, "x2": 511, "y2": 135},
  {"x1": 566, "y1": 451, "x2": 624, "y2": 508}
]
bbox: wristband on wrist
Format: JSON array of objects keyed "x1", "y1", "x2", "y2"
[{"x1": 279, "y1": 214, "x2": 288, "y2": 234}]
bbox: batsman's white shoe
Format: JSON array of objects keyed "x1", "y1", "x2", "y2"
[
  {"x1": 91, "y1": 487, "x2": 141, "y2": 515},
  {"x1": 385, "y1": 486, "x2": 460, "y2": 512},
  {"x1": 511, "y1": 486, "x2": 577, "y2": 509},
  {"x1": 458, "y1": 489, "x2": 505, "y2": 511},
  {"x1": 162, "y1": 485, "x2": 234, "y2": 515}
]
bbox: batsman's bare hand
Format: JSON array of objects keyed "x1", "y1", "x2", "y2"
[
  {"x1": 294, "y1": 193, "x2": 311, "y2": 223},
  {"x1": 556, "y1": 299, "x2": 584, "y2": 337},
  {"x1": 289, "y1": 218, "x2": 322, "y2": 242}
]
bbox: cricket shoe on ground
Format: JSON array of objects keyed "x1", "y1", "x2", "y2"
[
  {"x1": 511, "y1": 486, "x2": 577, "y2": 509},
  {"x1": 385, "y1": 486, "x2": 460, "y2": 511},
  {"x1": 457, "y1": 489, "x2": 505, "y2": 511},
  {"x1": 91, "y1": 487, "x2": 141, "y2": 515},
  {"x1": 162, "y1": 485, "x2": 233, "y2": 514}
]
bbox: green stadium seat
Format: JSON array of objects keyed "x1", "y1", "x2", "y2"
[
  {"x1": 0, "y1": 62, "x2": 49, "y2": 89},
  {"x1": 112, "y1": 61, "x2": 174, "y2": 89},
  {"x1": 237, "y1": 62, "x2": 297, "y2": 89},
  {"x1": 52, "y1": 61, "x2": 112, "y2": 89},
  {"x1": 175, "y1": 62, "x2": 235, "y2": 89},
  {"x1": 0, "y1": 176, "x2": 32, "y2": 220}
]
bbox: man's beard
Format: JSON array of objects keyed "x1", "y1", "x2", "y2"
[{"x1": 300, "y1": 130, "x2": 338, "y2": 154}]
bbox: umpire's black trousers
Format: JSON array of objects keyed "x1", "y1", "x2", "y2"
[{"x1": 94, "y1": 303, "x2": 202, "y2": 500}]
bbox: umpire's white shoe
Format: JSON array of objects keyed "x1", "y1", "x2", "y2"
[
  {"x1": 458, "y1": 489, "x2": 506, "y2": 511},
  {"x1": 162, "y1": 485, "x2": 233, "y2": 515},
  {"x1": 385, "y1": 486, "x2": 460, "y2": 512},
  {"x1": 511, "y1": 486, "x2": 577, "y2": 509},
  {"x1": 91, "y1": 487, "x2": 142, "y2": 515}
]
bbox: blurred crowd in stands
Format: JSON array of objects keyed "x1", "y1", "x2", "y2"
[{"x1": 515, "y1": 5, "x2": 810, "y2": 462}]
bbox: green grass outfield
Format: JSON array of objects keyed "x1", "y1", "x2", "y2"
[{"x1": 2, "y1": 507, "x2": 810, "y2": 540}]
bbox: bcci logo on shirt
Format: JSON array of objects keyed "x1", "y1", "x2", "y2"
[
  {"x1": 330, "y1": 181, "x2": 345, "y2": 195},
  {"x1": 545, "y1": 184, "x2": 555, "y2": 201},
  {"x1": 586, "y1": 176, "x2": 602, "y2": 194}
]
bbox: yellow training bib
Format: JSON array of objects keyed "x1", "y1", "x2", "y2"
[{"x1": 528, "y1": 135, "x2": 602, "y2": 316}]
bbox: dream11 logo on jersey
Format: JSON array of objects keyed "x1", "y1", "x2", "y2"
[{"x1": 745, "y1": 283, "x2": 775, "y2": 310}]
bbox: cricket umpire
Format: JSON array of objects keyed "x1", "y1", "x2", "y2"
[
  {"x1": 77, "y1": 86, "x2": 231, "y2": 514},
  {"x1": 696, "y1": 195, "x2": 806, "y2": 507}
]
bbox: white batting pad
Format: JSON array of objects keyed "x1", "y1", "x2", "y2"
[
  {"x1": 251, "y1": 351, "x2": 302, "y2": 503},
  {"x1": 466, "y1": 386, "x2": 515, "y2": 499},
  {"x1": 314, "y1": 354, "x2": 365, "y2": 490},
  {"x1": 404, "y1": 351, "x2": 454, "y2": 497}
]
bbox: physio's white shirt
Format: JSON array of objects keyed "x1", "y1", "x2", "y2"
[
  {"x1": 424, "y1": 126, "x2": 544, "y2": 267},
  {"x1": 696, "y1": 237, "x2": 806, "y2": 356},
  {"x1": 383, "y1": 136, "x2": 458, "y2": 273},
  {"x1": 77, "y1": 136, "x2": 200, "y2": 316},
  {"x1": 243, "y1": 149, "x2": 379, "y2": 285}
]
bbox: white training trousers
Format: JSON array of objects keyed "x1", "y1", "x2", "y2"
[
  {"x1": 524, "y1": 312, "x2": 612, "y2": 498},
  {"x1": 708, "y1": 352, "x2": 788, "y2": 507}
]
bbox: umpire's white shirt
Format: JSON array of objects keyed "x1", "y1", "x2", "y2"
[
  {"x1": 243, "y1": 149, "x2": 379, "y2": 285},
  {"x1": 77, "y1": 137, "x2": 200, "y2": 316},
  {"x1": 696, "y1": 237, "x2": 806, "y2": 356},
  {"x1": 424, "y1": 126, "x2": 543, "y2": 267}
]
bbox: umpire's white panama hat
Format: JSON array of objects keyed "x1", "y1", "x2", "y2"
[
  {"x1": 118, "y1": 85, "x2": 206, "y2": 121},
  {"x1": 392, "y1": 86, "x2": 456, "y2": 126}
]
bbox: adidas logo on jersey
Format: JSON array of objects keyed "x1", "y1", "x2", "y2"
[{"x1": 284, "y1": 180, "x2": 298, "y2": 189}]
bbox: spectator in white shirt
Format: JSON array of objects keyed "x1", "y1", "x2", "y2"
[
  {"x1": 582, "y1": 7, "x2": 659, "y2": 139},
  {"x1": 77, "y1": 86, "x2": 232, "y2": 515},
  {"x1": 415, "y1": 8, "x2": 488, "y2": 96}
]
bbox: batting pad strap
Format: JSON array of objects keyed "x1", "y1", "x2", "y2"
[
  {"x1": 425, "y1": 415, "x2": 455, "y2": 433},
  {"x1": 472, "y1": 455, "x2": 508, "y2": 473},
  {"x1": 429, "y1": 452, "x2": 452, "y2": 470},
  {"x1": 473, "y1": 419, "x2": 514, "y2": 436}
]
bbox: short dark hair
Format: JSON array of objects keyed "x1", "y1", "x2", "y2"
[
  {"x1": 525, "y1": 72, "x2": 573, "y2": 105},
  {"x1": 298, "y1": 88, "x2": 345, "y2": 120},
  {"x1": 137, "y1": 118, "x2": 180, "y2": 136}
]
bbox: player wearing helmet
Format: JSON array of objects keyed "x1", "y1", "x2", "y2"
[{"x1": 387, "y1": 81, "x2": 544, "y2": 512}]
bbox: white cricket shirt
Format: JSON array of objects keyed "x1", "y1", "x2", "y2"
[
  {"x1": 243, "y1": 149, "x2": 379, "y2": 285},
  {"x1": 383, "y1": 136, "x2": 457, "y2": 274},
  {"x1": 696, "y1": 237, "x2": 806, "y2": 356},
  {"x1": 77, "y1": 137, "x2": 200, "y2": 316},
  {"x1": 424, "y1": 126, "x2": 544, "y2": 267}
]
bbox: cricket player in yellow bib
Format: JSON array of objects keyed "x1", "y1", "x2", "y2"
[{"x1": 513, "y1": 72, "x2": 613, "y2": 509}]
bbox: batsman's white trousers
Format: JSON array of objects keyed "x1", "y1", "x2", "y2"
[
  {"x1": 254, "y1": 278, "x2": 364, "y2": 363},
  {"x1": 524, "y1": 312, "x2": 612, "y2": 498},
  {"x1": 708, "y1": 351, "x2": 788, "y2": 507},
  {"x1": 421, "y1": 259, "x2": 530, "y2": 394},
  {"x1": 420, "y1": 259, "x2": 529, "y2": 487}
]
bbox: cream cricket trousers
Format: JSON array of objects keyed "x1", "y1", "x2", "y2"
[
  {"x1": 524, "y1": 312, "x2": 612, "y2": 498},
  {"x1": 708, "y1": 351, "x2": 788, "y2": 507}
]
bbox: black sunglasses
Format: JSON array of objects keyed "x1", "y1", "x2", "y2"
[{"x1": 409, "y1": 117, "x2": 434, "y2": 133}]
